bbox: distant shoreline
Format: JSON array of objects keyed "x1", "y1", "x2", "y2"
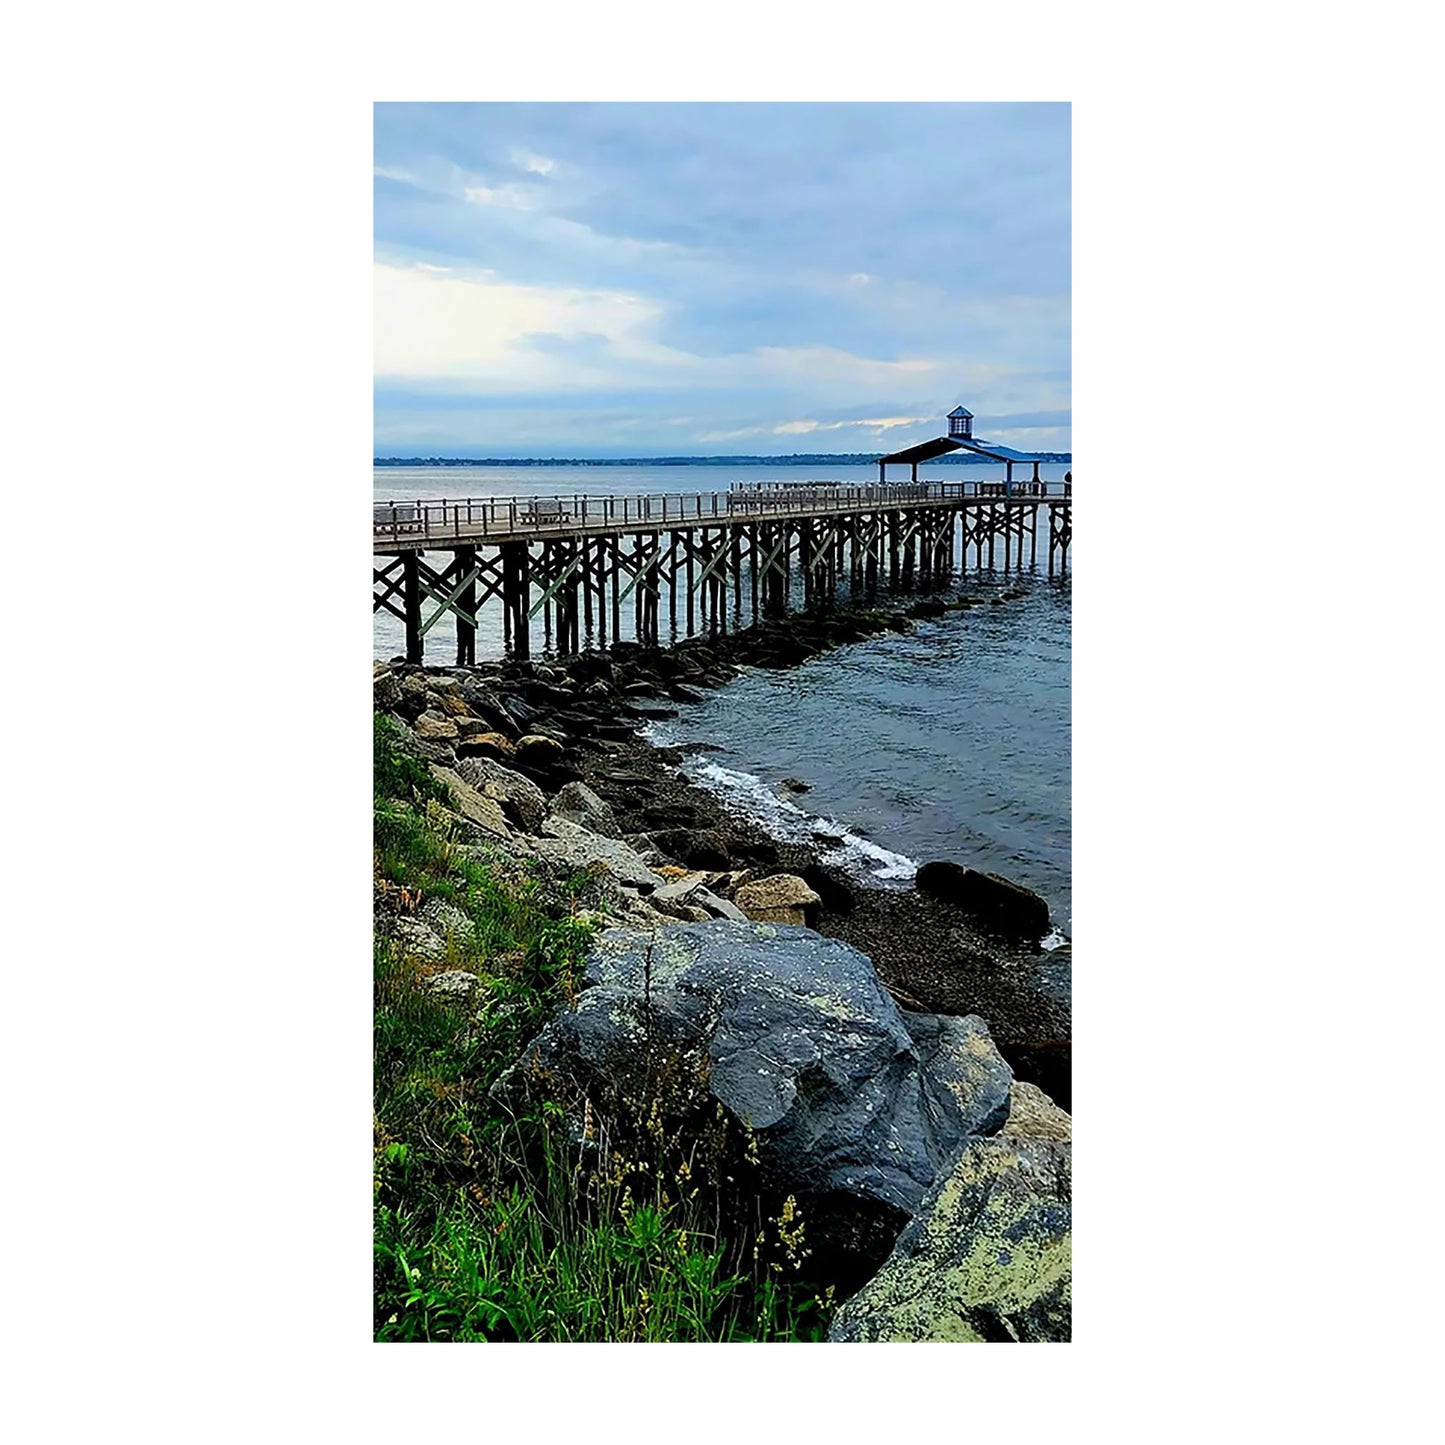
[{"x1": 374, "y1": 453, "x2": 1072, "y2": 468}]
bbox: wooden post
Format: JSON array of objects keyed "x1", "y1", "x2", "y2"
[
  {"x1": 669, "y1": 533, "x2": 680, "y2": 640},
  {"x1": 732, "y1": 527, "x2": 742, "y2": 625},
  {"x1": 565, "y1": 542, "x2": 580, "y2": 654},
  {"x1": 686, "y1": 532, "x2": 695, "y2": 635},
  {"x1": 504, "y1": 541, "x2": 530, "y2": 659},
  {"x1": 402, "y1": 551, "x2": 423, "y2": 664},
  {"x1": 582, "y1": 537, "x2": 594, "y2": 642},
  {"x1": 750, "y1": 525, "x2": 759, "y2": 622},
  {"x1": 634, "y1": 535, "x2": 646, "y2": 643},
  {"x1": 454, "y1": 545, "x2": 477, "y2": 666},
  {"x1": 610, "y1": 536, "x2": 621, "y2": 643}
]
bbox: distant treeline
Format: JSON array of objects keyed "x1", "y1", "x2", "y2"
[{"x1": 374, "y1": 453, "x2": 1072, "y2": 467}]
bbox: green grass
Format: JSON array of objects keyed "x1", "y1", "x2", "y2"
[{"x1": 372, "y1": 711, "x2": 836, "y2": 1342}]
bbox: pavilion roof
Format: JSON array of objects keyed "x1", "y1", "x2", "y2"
[{"x1": 875, "y1": 435, "x2": 1054, "y2": 466}]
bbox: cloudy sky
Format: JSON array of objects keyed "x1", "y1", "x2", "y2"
[{"x1": 374, "y1": 102, "x2": 1070, "y2": 458}]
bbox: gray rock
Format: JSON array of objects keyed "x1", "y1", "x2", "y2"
[
  {"x1": 426, "y1": 970, "x2": 480, "y2": 998},
  {"x1": 650, "y1": 873, "x2": 707, "y2": 906},
  {"x1": 653, "y1": 874, "x2": 748, "y2": 922},
  {"x1": 428, "y1": 765, "x2": 511, "y2": 839},
  {"x1": 374, "y1": 669, "x2": 401, "y2": 712},
  {"x1": 394, "y1": 918, "x2": 445, "y2": 960},
  {"x1": 550, "y1": 781, "x2": 622, "y2": 839},
  {"x1": 506, "y1": 921, "x2": 1013, "y2": 1255},
  {"x1": 535, "y1": 817, "x2": 665, "y2": 892},
  {"x1": 457, "y1": 757, "x2": 547, "y2": 833},
  {"x1": 422, "y1": 899, "x2": 476, "y2": 946},
  {"x1": 828, "y1": 1136, "x2": 1071, "y2": 1343},
  {"x1": 694, "y1": 888, "x2": 748, "y2": 922}
]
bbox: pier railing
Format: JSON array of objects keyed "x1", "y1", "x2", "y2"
[{"x1": 373, "y1": 478, "x2": 1068, "y2": 544}]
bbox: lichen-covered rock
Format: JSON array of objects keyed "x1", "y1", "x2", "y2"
[
  {"x1": 1000, "y1": 1081, "x2": 1072, "y2": 1141},
  {"x1": 503, "y1": 920, "x2": 1013, "y2": 1272},
  {"x1": 828, "y1": 1136, "x2": 1071, "y2": 1343},
  {"x1": 421, "y1": 899, "x2": 475, "y2": 947},
  {"x1": 550, "y1": 781, "x2": 622, "y2": 838},
  {"x1": 393, "y1": 917, "x2": 446, "y2": 960},
  {"x1": 457, "y1": 757, "x2": 547, "y2": 833},
  {"x1": 534, "y1": 817, "x2": 665, "y2": 892},
  {"x1": 428, "y1": 765, "x2": 511, "y2": 839},
  {"x1": 734, "y1": 873, "x2": 821, "y2": 926},
  {"x1": 425, "y1": 970, "x2": 480, "y2": 998}
]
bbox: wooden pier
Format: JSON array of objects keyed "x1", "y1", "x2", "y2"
[{"x1": 373, "y1": 480, "x2": 1072, "y2": 665}]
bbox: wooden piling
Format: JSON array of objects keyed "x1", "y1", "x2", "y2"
[
  {"x1": 454, "y1": 545, "x2": 476, "y2": 665},
  {"x1": 403, "y1": 551, "x2": 423, "y2": 664}
]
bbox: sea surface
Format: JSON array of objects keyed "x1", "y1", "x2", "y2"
[{"x1": 375, "y1": 463, "x2": 1071, "y2": 937}]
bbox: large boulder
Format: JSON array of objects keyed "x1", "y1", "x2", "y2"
[
  {"x1": 504, "y1": 920, "x2": 1013, "y2": 1272},
  {"x1": 734, "y1": 873, "x2": 821, "y2": 926},
  {"x1": 828, "y1": 1135, "x2": 1071, "y2": 1343},
  {"x1": 915, "y1": 862, "x2": 1051, "y2": 945},
  {"x1": 457, "y1": 756, "x2": 547, "y2": 833}
]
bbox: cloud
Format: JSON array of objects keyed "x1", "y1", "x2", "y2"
[
  {"x1": 373, "y1": 103, "x2": 1070, "y2": 453},
  {"x1": 773, "y1": 415, "x2": 931, "y2": 434},
  {"x1": 463, "y1": 182, "x2": 539, "y2": 210},
  {"x1": 374, "y1": 260, "x2": 680, "y2": 387},
  {"x1": 512, "y1": 149, "x2": 555, "y2": 175}
]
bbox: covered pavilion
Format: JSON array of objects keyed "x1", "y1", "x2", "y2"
[{"x1": 875, "y1": 406, "x2": 1064, "y2": 492}]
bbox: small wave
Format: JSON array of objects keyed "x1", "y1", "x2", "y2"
[
  {"x1": 1040, "y1": 927, "x2": 1070, "y2": 952},
  {"x1": 679, "y1": 756, "x2": 918, "y2": 886}
]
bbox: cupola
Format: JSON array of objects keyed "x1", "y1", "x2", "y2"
[{"x1": 947, "y1": 405, "x2": 974, "y2": 439}]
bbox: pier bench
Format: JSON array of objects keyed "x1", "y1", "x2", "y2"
[
  {"x1": 522, "y1": 499, "x2": 569, "y2": 525},
  {"x1": 373, "y1": 502, "x2": 423, "y2": 534}
]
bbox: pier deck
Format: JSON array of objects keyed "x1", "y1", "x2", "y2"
[{"x1": 373, "y1": 480, "x2": 1071, "y2": 664}]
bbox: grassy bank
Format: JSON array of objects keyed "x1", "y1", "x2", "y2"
[{"x1": 373, "y1": 713, "x2": 836, "y2": 1341}]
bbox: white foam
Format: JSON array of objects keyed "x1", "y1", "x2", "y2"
[
  {"x1": 1040, "y1": 927, "x2": 1070, "y2": 952},
  {"x1": 678, "y1": 756, "x2": 918, "y2": 886}
]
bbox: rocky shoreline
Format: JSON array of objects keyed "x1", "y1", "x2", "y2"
[
  {"x1": 375, "y1": 587, "x2": 1070, "y2": 1110},
  {"x1": 376, "y1": 587, "x2": 1072, "y2": 1340}
]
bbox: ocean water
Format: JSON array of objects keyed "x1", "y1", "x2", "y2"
[{"x1": 375, "y1": 463, "x2": 1071, "y2": 936}]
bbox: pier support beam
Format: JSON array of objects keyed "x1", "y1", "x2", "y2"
[
  {"x1": 403, "y1": 551, "x2": 423, "y2": 664},
  {"x1": 454, "y1": 545, "x2": 477, "y2": 666}
]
